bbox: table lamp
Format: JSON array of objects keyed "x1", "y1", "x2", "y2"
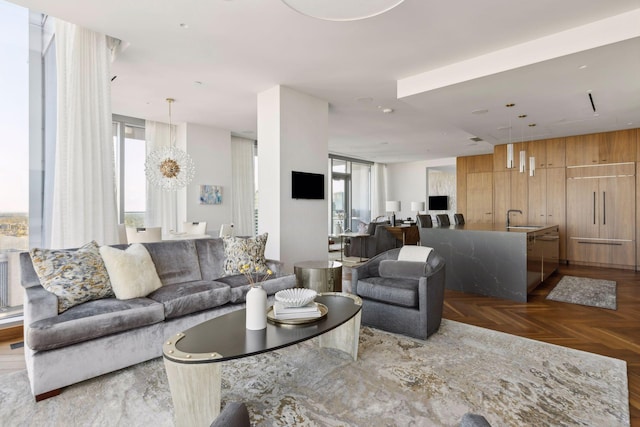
[
  {"x1": 410, "y1": 202, "x2": 425, "y2": 221},
  {"x1": 385, "y1": 201, "x2": 401, "y2": 226}
]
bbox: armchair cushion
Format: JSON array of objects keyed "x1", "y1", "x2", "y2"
[
  {"x1": 379, "y1": 260, "x2": 430, "y2": 280},
  {"x1": 356, "y1": 276, "x2": 419, "y2": 308}
]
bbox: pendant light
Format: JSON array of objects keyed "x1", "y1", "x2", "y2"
[{"x1": 145, "y1": 98, "x2": 195, "y2": 191}]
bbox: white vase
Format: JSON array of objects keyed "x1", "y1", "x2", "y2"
[{"x1": 245, "y1": 284, "x2": 267, "y2": 330}]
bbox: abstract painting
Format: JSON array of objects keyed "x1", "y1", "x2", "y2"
[{"x1": 199, "y1": 185, "x2": 222, "y2": 205}]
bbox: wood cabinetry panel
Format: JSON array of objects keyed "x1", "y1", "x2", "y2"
[
  {"x1": 599, "y1": 175, "x2": 635, "y2": 241},
  {"x1": 493, "y1": 171, "x2": 509, "y2": 226},
  {"x1": 466, "y1": 154, "x2": 493, "y2": 173},
  {"x1": 467, "y1": 172, "x2": 493, "y2": 223},
  {"x1": 456, "y1": 157, "x2": 468, "y2": 216},
  {"x1": 601, "y1": 129, "x2": 636, "y2": 163},
  {"x1": 566, "y1": 134, "x2": 600, "y2": 166},
  {"x1": 509, "y1": 171, "x2": 528, "y2": 226},
  {"x1": 546, "y1": 138, "x2": 566, "y2": 168},
  {"x1": 566, "y1": 178, "x2": 599, "y2": 239},
  {"x1": 527, "y1": 140, "x2": 546, "y2": 170},
  {"x1": 546, "y1": 168, "x2": 566, "y2": 260}
]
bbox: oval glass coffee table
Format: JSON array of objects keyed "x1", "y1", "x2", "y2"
[{"x1": 163, "y1": 292, "x2": 362, "y2": 427}]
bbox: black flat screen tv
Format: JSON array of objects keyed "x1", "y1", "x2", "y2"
[
  {"x1": 292, "y1": 171, "x2": 325, "y2": 200},
  {"x1": 428, "y1": 195, "x2": 448, "y2": 210}
]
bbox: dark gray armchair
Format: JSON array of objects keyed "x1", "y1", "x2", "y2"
[
  {"x1": 351, "y1": 247, "x2": 446, "y2": 339},
  {"x1": 344, "y1": 220, "x2": 395, "y2": 258}
]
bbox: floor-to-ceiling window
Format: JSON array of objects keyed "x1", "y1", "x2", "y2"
[
  {"x1": 0, "y1": 0, "x2": 29, "y2": 323},
  {"x1": 329, "y1": 156, "x2": 372, "y2": 235},
  {"x1": 112, "y1": 115, "x2": 146, "y2": 227}
]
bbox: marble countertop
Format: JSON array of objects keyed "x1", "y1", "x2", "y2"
[{"x1": 435, "y1": 223, "x2": 558, "y2": 233}]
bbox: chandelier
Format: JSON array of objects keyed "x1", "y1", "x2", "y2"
[
  {"x1": 145, "y1": 98, "x2": 195, "y2": 191},
  {"x1": 281, "y1": 0, "x2": 405, "y2": 21}
]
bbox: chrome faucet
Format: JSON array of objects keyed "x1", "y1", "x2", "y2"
[{"x1": 506, "y1": 209, "x2": 522, "y2": 228}]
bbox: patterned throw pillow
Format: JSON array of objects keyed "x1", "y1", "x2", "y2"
[
  {"x1": 223, "y1": 233, "x2": 269, "y2": 276},
  {"x1": 30, "y1": 241, "x2": 114, "y2": 313}
]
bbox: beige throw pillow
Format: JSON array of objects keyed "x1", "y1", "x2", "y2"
[{"x1": 99, "y1": 244, "x2": 163, "y2": 299}]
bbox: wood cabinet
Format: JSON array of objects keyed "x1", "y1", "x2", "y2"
[
  {"x1": 466, "y1": 172, "x2": 493, "y2": 223},
  {"x1": 528, "y1": 168, "x2": 566, "y2": 259},
  {"x1": 456, "y1": 156, "x2": 468, "y2": 216},
  {"x1": 566, "y1": 130, "x2": 636, "y2": 166},
  {"x1": 545, "y1": 138, "x2": 566, "y2": 168},
  {"x1": 492, "y1": 170, "x2": 527, "y2": 227},
  {"x1": 566, "y1": 164, "x2": 635, "y2": 268}
]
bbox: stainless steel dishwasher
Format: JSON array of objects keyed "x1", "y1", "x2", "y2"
[{"x1": 527, "y1": 226, "x2": 560, "y2": 291}]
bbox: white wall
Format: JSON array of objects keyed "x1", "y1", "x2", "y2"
[
  {"x1": 258, "y1": 86, "x2": 328, "y2": 272},
  {"x1": 386, "y1": 157, "x2": 456, "y2": 219},
  {"x1": 182, "y1": 123, "x2": 233, "y2": 236}
]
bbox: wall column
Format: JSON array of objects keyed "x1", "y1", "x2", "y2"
[{"x1": 257, "y1": 86, "x2": 328, "y2": 272}]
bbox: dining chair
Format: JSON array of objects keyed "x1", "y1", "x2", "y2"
[
  {"x1": 219, "y1": 224, "x2": 234, "y2": 238},
  {"x1": 436, "y1": 214, "x2": 451, "y2": 227},
  {"x1": 183, "y1": 221, "x2": 207, "y2": 235},
  {"x1": 125, "y1": 226, "x2": 162, "y2": 243}
]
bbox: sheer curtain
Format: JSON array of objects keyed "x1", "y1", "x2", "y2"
[
  {"x1": 145, "y1": 120, "x2": 177, "y2": 233},
  {"x1": 231, "y1": 137, "x2": 256, "y2": 236},
  {"x1": 371, "y1": 162, "x2": 387, "y2": 220},
  {"x1": 50, "y1": 20, "x2": 118, "y2": 248}
]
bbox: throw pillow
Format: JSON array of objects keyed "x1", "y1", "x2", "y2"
[
  {"x1": 99, "y1": 243, "x2": 163, "y2": 300},
  {"x1": 30, "y1": 241, "x2": 114, "y2": 313},
  {"x1": 223, "y1": 233, "x2": 269, "y2": 276}
]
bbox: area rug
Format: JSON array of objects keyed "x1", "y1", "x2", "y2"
[
  {"x1": 546, "y1": 275, "x2": 617, "y2": 310},
  {"x1": 0, "y1": 320, "x2": 629, "y2": 426}
]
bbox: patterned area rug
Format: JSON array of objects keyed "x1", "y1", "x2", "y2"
[
  {"x1": 546, "y1": 275, "x2": 617, "y2": 310},
  {"x1": 0, "y1": 320, "x2": 629, "y2": 426}
]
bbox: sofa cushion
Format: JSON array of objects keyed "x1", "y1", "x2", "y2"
[
  {"x1": 356, "y1": 276, "x2": 419, "y2": 308},
  {"x1": 26, "y1": 297, "x2": 164, "y2": 351},
  {"x1": 379, "y1": 260, "x2": 429, "y2": 280},
  {"x1": 195, "y1": 238, "x2": 226, "y2": 280},
  {"x1": 29, "y1": 241, "x2": 114, "y2": 313},
  {"x1": 214, "y1": 273, "x2": 295, "y2": 303},
  {"x1": 100, "y1": 244, "x2": 163, "y2": 299},
  {"x1": 223, "y1": 233, "x2": 269, "y2": 276},
  {"x1": 147, "y1": 280, "x2": 231, "y2": 319},
  {"x1": 143, "y1": 240, "x2": 203, "y2": 286}
]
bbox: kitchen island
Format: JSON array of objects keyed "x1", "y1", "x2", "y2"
[{"x1": 419, "y1": 223, "x2": 559, "y2": 302}]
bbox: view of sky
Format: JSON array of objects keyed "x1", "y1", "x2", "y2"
[{"x1": 0, "y1": 0, "x2": 29, "y2": 213}]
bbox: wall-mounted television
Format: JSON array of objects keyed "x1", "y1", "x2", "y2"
[
  {"x1": 291, "y1": 171, "x2": 325, "y2": 200},
  {"x1": 428, "y1": 195, "x2": 448, "y2": 210}
]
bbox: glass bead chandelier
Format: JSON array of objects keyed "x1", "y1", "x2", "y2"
[{"x1": 145, "y1": 98, "x2": 195, "y2": 191}]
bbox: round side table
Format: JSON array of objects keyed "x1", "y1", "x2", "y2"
[{"x1": 294, "y1": 260, "x2": 342, "y2": 293}]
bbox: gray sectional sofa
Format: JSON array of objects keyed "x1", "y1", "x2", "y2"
[{"x1": 19, "y1": 237, "x2": 295, "y2": 400}]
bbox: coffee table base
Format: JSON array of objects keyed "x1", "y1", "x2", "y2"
[
  {"x1": 164, "y1": 358, "x2": 222, "y2": 427},
  {"x1": 163, "y1": 293, "x2": 362, "y2": 427}
]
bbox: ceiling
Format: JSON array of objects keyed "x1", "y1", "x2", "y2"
[{"x1": 9, "y1": 0, "x2": 640, "y2": 163}]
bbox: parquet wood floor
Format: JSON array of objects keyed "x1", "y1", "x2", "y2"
[
  {"x1": 441, "y1": 264, "x2": 640, "y2": 426},
  {"x1": 1, "y1": 263, "x2": 638, "y2": 425}
]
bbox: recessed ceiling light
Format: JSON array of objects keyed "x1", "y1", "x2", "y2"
[
  {"x1": 471, "y1": 109, "x2": 488, "y2": 115},
  {"x1": 505, "y1": 103, "x2": 515, "y2": 107},
  {"x1": 179, "y1": 23, "x2": 189, "y2": 29},
  {"x1": 193, "y1": 81, "x2": 203, "y2": 85},
  {"x1": 518, "y1": 114, "x2": 527, "y2": 118},
  {"x1": 579, "y1": 65, "x2": 588, "y2": 70},
  {"x1": 382, "y1": 108, "x2": 394, "y2": 114},
  {"x1": 528, "y1": 123, "x2": 536, "y2": 127}
]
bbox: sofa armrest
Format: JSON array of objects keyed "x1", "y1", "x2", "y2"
[
  {"x1": 266, "y1": 259, "x2": 284, "y2": 276},
  {"x1": 24, "y1": 285, "x2": 58, "y2": 326}
]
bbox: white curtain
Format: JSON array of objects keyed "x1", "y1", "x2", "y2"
[
  {"x1": 231, "y1": 137, "x2": 256, "y2": 236},
  {"x1": 371, "y1": 162, "x2": 387, "y2": 220},
  {"x1": 145, "y1": 120, "x2": 177, "y2": 232},
  {"x1": 51, "y1": 20, "x2": 118, "y2": 248}
]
